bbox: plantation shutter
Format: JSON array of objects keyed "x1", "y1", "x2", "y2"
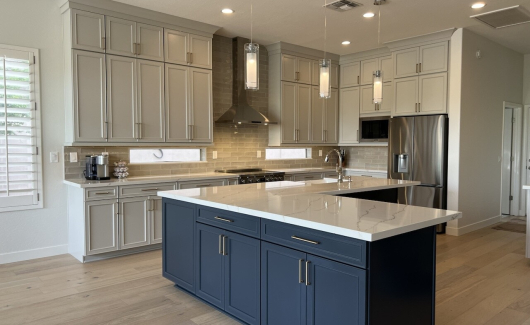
[{"x1": 0, "y1": 47, "x2": 39, "y2": 208}]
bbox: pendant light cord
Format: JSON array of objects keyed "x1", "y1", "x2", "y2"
[
  {"x1": 250, "y1": 1, "x2": 253, "y2": 44},
  {"x1": 377, "y1": 4, "x2": 381, "y2": 45},
  {"x1": 324, "y1": 0, "x2": 327, "y2": 59}
]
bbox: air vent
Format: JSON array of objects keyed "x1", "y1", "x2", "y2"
[
  {"x1": 324, "y1": 0, "x2": 363, "y2": 12},
  {"x1": 471, "y1": 5, "x2": 530, "y2": 29}
]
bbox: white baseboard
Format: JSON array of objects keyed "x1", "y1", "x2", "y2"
[
  {"x1": 446, "y1": 215, "x2": 502, "y2": 236},
  {"x1": 0, "y1": 244, "x2": 68, "y2": 265}
]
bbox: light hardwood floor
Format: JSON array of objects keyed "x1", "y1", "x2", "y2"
[{"x1": 0, "y1": 224, "x2": 529, "y2": 325}]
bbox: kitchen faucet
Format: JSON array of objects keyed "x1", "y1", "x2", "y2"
[{"x1": 324, "y1": 149, "x2": 344, "y2": 183}]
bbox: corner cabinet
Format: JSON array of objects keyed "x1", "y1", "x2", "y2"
[{"x1": 63, "y1": 8, "x2": 214, "y2": 145}]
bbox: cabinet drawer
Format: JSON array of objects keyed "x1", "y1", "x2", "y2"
[
  {"x1": 178, "y1": 179, "x2": 225, "y2": 189},
  {"x1": 119, "y1": 183, "x2": 176, "y2": 198},
  {"x1": 292, "y1": 173, "x2": 322, "y2": 182},
  {"x1": 85, "y1": 187, "x2": 118, "y2": 201},
  {"x1": 261, "y1": 219, "x2": 367, "y2": 268},
  {"x1": 197, "y1": 207, "x2": 260, "y2": 238}
]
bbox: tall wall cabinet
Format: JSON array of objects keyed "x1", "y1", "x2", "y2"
[
  {"x1": 267, "y1": 43, "x2": 340, "y2": 146},
  {"x1": 62, "y1": 4, "x2": 216, "y2": 145}
]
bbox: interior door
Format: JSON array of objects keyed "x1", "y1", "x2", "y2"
[
  {"x1": 311, "y1": 87, "x2": 325, "y2": 143},
  {"x1": 107, "y1": 55, "x2": 137, "y2": 142},
  {"x1": 136, "y1": 23, "x2": 164, "y2": 62},
  {"x1": 297, "y1": 57, "x2": 313, "y2": 85},
  {"x1": 360, "y1": 58, "x2": 378, "y2": 85},
  {"x1": 282, "y1": 54, "x2": 297, "y2": 82},
  {"x1": 71, "y1": 9, "x2": 105, "y2": 53},
  {"x1": 393, "y1": 76, "x2": 418, "y2": 116},
  {"x1": 339, "y1": 87, "x2": 360, "y2": 144},
  {"x1": 137, "y1": 60, "x2": 164, "y2": 142},
  {"x1": 418, "y1": 73, "x2": 447, "y2": 114},
  {"x1": 261, "y1": 242, "x2": 307, "y2": 325},
  {"x1": 189, "y1": 34, "x2": 212, "y2": 69},
  {"x1": 72, "y1": 50, "x2": 107, "y2": 142},
  {"x1": 165, "y1": 29, "x2": 189, "y2": 65},
  {"x1": 393, "y1": 47, "x2": 419, "y2": 78},
  {"x1": 106, "y1": 17, "x2": 136, "y2": 57},
  {"x1": 281, "y1": 81, "x2": 297, "y2": 143},
  {"x1": 165, "y1": 64, "x2": 190, "y2": 142},
  {"x1": 297, "y1": 84, "x2": 312, "y2": 143},
  {"x1": 119, "y1": 196, "x2": 150, "y2": 249},
  {"x1": 340, "y1": 62, "x2": 360, "y2": 88},
  {"x1": 195, "y1": 223, "x2": 225, "y2": 309},
  {"x1": 325, "y1": 88, "x2": 339, "y2": 144},
  {"x1": 189, "y1": 68, "x2": 213, "y2": 143}
]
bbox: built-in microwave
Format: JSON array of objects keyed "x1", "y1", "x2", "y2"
[{"x1": 359, "y1": 117, "x2": 390, "y2": 142}]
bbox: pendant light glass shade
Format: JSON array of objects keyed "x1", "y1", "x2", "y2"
[
  {"x1": 245, "y1": 43, "x2": 259, "y2": 90},
  {"x1": 373, "y1": 70, "x2": 383, "y2": 104},
  {"x1": 319, "y1": 59, "x2": 331, "y2": 98}
]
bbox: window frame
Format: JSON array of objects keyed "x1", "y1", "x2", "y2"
[{"x1": 0, "y1": 44, "x2": 43, "y2": 213}]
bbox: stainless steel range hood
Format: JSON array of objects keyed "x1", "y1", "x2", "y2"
[{"x1": 216, "y1": 37, "x2": 277, "y2": 125}]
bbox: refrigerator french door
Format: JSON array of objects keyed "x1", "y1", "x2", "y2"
[{"x1": 388, "y1": 115, "x2": 448, "y2": 232}]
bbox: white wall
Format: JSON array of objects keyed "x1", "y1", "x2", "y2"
[
  {"x1": 447, "y1": 29, "x2": 524, "y2": 235},
  {"x1": 0, "y1": 0, "x2": 68, "y2": 263}
]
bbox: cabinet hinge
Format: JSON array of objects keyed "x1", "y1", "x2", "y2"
[{"x1": 509, "y1": 195, "x2": 514, "y2": 201}]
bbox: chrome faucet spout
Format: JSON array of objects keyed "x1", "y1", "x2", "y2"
[{"x1": 324, "y1": 149, "x2": 344, "y2": 183}]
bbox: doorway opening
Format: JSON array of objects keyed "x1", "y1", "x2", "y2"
[{"x1": 501, "y1": 102, "x2": 523, "y2": 216}]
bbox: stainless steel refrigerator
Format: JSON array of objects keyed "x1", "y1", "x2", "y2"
[{"x1": 388, "y1": 115, "x2": 449, "y2": 232}]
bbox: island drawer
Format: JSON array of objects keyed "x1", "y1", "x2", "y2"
[
  {"x1": 85, "y1": 187, "x2": 118, "y2": 201},
  {"x1": 261, "y1": 220, "x2": 367, "y2": 268},
  {"x1": 197, "y1": 208, "x2": 260, "y2": 238},
  {"x1": 119, "y1": 183, "x2": 176, "y2": 198}
]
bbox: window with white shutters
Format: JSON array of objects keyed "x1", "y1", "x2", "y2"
[{"x1": 0, "y1": 45, "x2": 42, "y2": 212}]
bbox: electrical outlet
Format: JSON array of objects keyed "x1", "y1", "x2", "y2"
[
  {"x1": 69, "y1": 152, "x2": 78, "y2": 163},
  {"x1": 50, "y1": 152, "x2": 59, "y2": 163},
  {"x1": 319, "y1": 150, "x2": 322, "y2": 157},
  {"x1": 213, "y1": 151, "x2": 217, "y2": 159},
  {"x1": 257, "y1": 151, "x2": 261, "y2": 158}
]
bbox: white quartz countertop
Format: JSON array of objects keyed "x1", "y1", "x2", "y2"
[{"x1": 158, "y1": 179, "x2": 461, "y2": 241}]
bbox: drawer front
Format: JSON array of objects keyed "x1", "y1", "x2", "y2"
[
  {"x1": 261, "y1": 219, "x2": 367, "y2": 268},
  {"x1": 292, "y1": 173, "x2": 322, "y2": 182},
  {"x1": 119, "y1": 183, "x2": 176, "y2": 198},
  {"x1": 197, "y1": 207, "x2": 260, "y2": 238},
  {"x1": 85, "y1": 187, "x2": 118, "y2": 201},
  {"x1": 178, "y1": 180, "x2": 226, "y2": 189}
]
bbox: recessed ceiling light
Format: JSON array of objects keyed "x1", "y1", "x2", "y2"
[
  {"x1": 471, "y1": 2, "x2": 486, "y2": 9},
  {"x1": 342, "y1": 41, "x2": 351, "y2": 45},
  {"x1": 221, "y1": 8, "x2": 234, "y2": 14},
  {"x1": 363, "y1": 12, "x2": 375, "y2": 18}
]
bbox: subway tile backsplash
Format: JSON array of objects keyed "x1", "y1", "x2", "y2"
[{"x1": 340, "y1": 146, "x2": 388, "y2": 171}]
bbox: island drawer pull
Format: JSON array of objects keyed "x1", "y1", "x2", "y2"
[
  {"x1": 299, "y1": 259, "x2": 305, "y2": 283},
  {"x1": 95, "y1": 192, "x2": 110, "y2": 195},
  {"x1": 141, "y1": 188, "x2": 158, "y2": 191},
  {"x1": 306, "y1": 261, "x2": 311, "y2": 286},
  {"x1": 291, "y1": 236, "x2": 319, "y2": 245},
  {"x1": 215, "y1": 216, "x2": 234, "y2": 223}
]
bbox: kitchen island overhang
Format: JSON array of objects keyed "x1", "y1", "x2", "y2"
[{"x1": 158, "y1": 179, "x2": 462, "y2": 325}]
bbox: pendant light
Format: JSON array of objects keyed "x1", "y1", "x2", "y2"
[
  {"x1": 373, "y1": 0, "x2": 385, "y2": 104},
  {"x1": 245, "y1": 1, "x2": 259, "y2": 90},
  {"x1": 319, "y1": 0, "x2": 331, "y2": 98}
]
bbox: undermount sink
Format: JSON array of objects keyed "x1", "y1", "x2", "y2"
[{"x1": 307, "y1": 178, "x2": 351, "y2": 184}]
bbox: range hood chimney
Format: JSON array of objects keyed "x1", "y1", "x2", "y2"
[{"x1": 216, "y1": 37, "x2": 277, "y2": 125}]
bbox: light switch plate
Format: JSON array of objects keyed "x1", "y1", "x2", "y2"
[
  {"x1": 213, "y1": 151, "x2": 217, "y2": 159},
  {"x1": 257, "y1": 151, "x2": 261, "y2": 158},
  {"x1": 69, "y1": 152, "x2": 78, "y2": 163},
  {"x1": 50, "y1": 152, "x2": 59, "y2": 163},
  {"x1": 319, "y1": 150, "x2": 322, "y2": 157}
]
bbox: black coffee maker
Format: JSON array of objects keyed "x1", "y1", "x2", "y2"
[{"x1": 84, "y1": 155, "x2": 98, "y2": 180}]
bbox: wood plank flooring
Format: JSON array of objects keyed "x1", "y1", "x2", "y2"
[{"x1": 0, "y1": 224, "x2": 529, "y2": 324}]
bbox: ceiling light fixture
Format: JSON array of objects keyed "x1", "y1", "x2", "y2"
[
  {"x1": 363, "y1": 12, "x2": 375, "y2": 18},
  {"x1": 319, "y1": 0, "x2": 331, "y2": 98},
  {"x1": 245, "y1": 2, "x2": 259, "y2": 90},
  {"x1": 342, "y1": 40, "x2": 351, "y2": 45},
  {"x1": 221, "y1": 8, "x2": 234, "y2": 14},
  {"x1": 471, "y1": 2, "x2": 486, "y2": 9}
]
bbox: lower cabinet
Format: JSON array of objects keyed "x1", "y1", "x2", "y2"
[
  {"x1": 196, "y1": 223, "x2": 261, "y2": 325},
  {"x1": 119, "y1": 196, "x2": 150, "y2": 249},
  {"x1": 261, "y1": 242, "x2": 366, "y2": 325},
  {"x1": 85, "y1": 199, "x2": 119, "y2": 255}
]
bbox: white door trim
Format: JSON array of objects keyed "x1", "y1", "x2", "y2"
[
  {"x1": 502, "y1": 101, "x2": 523, "y2": 216},
  {"x1": 522, "y1": 105, "x2": 530, "y2": 216}
]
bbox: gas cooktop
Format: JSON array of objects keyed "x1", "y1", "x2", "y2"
[{"x1": 215, "y1": 168, "x2": 285, "y2": 184}]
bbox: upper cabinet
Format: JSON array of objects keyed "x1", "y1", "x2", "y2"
[
  {"x1": 360, "y1": 56, "x2": 392, "y2": 85},
  {"x1": 312, "y1": 87, "x2": 338, "y2": 144},
  {"x1": 71, "y1": 9, "x2": 106, "y2": 53},
  {"x1": 165, "y1": 29, "x2": 212, "y2": 69},
  {"x1": 281, "y1": 54, "x2": 312, "y2": 85},
  {"x1": 340, "y1": 62, "x2": 360, "y2": 88},
  {"x1": 393, "y1": 41, "x2": 448, "y2": 78},
  {"x1": 393, "y1": 72, "x2": 447, "y2": 116},
  {"x1": 339, "y1": 87, "x2": 360, "y2": 145},
  {"x1": 360, "y1": 83, "x2": 393, "y2": 116},
  {"x1": 136, "y1": 23, "x2": 164, "y2": 62}
]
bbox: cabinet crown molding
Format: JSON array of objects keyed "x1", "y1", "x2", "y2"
[
  {"x1": 339, "y1": 47, "x2": 391, "y2": 65},
  {"x1": 60, "y1": 0, "x2": 220, "y2": 37},
  {"x1": 266, "y1": 41, "x2": 340, "y2": 62},
  {"x1": 384, "y1": 28, "x2": 456, "y2": 51}
]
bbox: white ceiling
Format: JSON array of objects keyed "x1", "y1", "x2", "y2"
[{"x1": 113, "y1": 0, "x2": 530, "y2": 55}]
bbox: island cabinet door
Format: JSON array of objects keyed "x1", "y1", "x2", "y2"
[
  {"x1": 306, "y1": 254, "x2": 367, "y2": 325},
  {"x1": 195, "y1": 223, "x2": 225, "y2": 309},
  {"x1": 223, "y1": 230, "x2": 261, "y2": 325},
  {"x1": 261, "y1": 242, "x2": 307, "y2": 325},
  {"x1": 162, "y1": 199, "x2": 195, "y2": 292}
]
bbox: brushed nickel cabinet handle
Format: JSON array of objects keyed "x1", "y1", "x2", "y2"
[
  {"x1": 102, "y1": 37, "x2": 106, "y2": 50},
  {"x1": 219, "y1": 235, "x2": 223, "y2": 255},
  {"x1": 357, "y1": 75, "x2": 360, "y2": 84},
  {"x1": 416, "y1": 63, "x2": 419, "y2": 73},
  {"x1": 214, "y1": 216, "x2": 233, "y2": 223},
  {"x1": 190, "y1": 52, "x2": 193, "y2": 64},
  {"x1": 141, "y1": 188, "x2": 158, "y2": 191},
  {"x1": 222, "y1": 236, "x2": 227, "y2": 256},
  {"x1": 291, "y1": 235, "x2": 320, "y2": 245},
  {"x1": 418, "y1": 103, "x2": 421, "y2": 112},
  {"x1": 419, "y1": 63, "x2": 422, "y2": 73},
  {"x1": 299, "y1": 259, "x2": 305, "y2": 283},
  {"x1": 137, "y1": 43, "x2": 141, "y2": 55},
  {"x1": 306, "y1": 261, "x2": 311, "y2": 286},
  {"x1": 95, "y1": 192, "x2": 110, "y2": 195}
]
